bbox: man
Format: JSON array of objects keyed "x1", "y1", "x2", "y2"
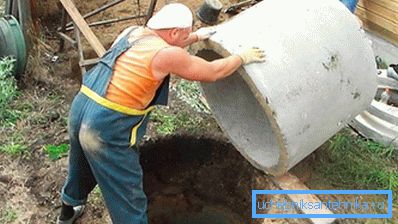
[{"x1": 57, "y1": 3, "x2": 265, "y2": 224}]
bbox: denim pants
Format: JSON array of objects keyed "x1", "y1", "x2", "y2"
[
  {"x1": 61, "y1": 92, "x2": 149, "y2": 224},
  {"x1": 60, "y1": 25, "x2": 169, "y2": 224}
]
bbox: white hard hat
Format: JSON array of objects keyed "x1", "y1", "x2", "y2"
[{"x1": 147, "y1": 3, "x2": 193, "y2": 29}]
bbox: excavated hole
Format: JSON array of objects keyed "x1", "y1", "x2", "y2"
[{"x1": 140, "y1": 135, "x2": 271, "y2": 224}]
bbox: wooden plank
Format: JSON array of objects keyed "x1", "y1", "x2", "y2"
[
  {"x1": 367, "y1": 0, "x2": 398, "y2": 13},
  {"x1": 360, "y1": 18, "x2": 398, "y2": 45},
  {"x1": 59, "y1": 0, "x2": 106, "y2": 57},
  {"x1": 356, "y1": 6, "x2": 398, "y2": 34},
  {"x1": 358, "y1": 0, "x2": 398, "y2": 24},
  {"x1": 272, "y1": 173, "x2": 335, "y2": 224}
]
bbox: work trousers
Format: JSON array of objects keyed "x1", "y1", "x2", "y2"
[{"x1": 61, "y1": 92, "x2": 148, "y2": 224}]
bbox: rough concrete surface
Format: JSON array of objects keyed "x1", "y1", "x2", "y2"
[{"x1": 196, "y1": 0, "x2": 377, "y2": 176}]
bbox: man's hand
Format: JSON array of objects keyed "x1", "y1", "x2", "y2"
[
  {"x1": 238, "y1": 47, "x2": 266, "y2": 65},
  {"x1": 194, "y1": 27, "x2": 217, "y2": 41}
]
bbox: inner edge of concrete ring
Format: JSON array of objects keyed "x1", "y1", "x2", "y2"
[{"x1": 194, "y1": 40, "x2": 289, "y2": 176}]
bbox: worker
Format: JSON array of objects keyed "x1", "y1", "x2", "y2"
[{"x1": 57, "y1": 3, "x2": 265, "y2": 224}]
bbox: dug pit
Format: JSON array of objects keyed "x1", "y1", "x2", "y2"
[{"x1": 140, "y1": 135, "x2": 272, "y2": 224}]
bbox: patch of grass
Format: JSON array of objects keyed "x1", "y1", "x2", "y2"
[
  {"x1": 150, "y1": 108, "x2": 203, "y2": 135},
  {"x1": 0, "y1": 57, "x2": 17, "y2": 102},
  {"x1": 173, "y1": 79, "x2": 210, "y2": 114},
  {"x1": 90, "y1": 186, "x2": 104, "y2": 205},
  {"x1": 317, "y1": 129, "x2": 398, "y2": 197},
  {"x1": 0, "y1": 57, "x2": 20, "y2": 127},
  {"x1": 0, "y1": 142, "x2": 27, "y2": 155},
  {"x1": 0, "y1": 207, "x2": 18, "y2": 223},
  {"x1": 150, "y1": 111, "x2": 177, "y2": 135},
  {"x1": 43, "y1": 143, "x2": 69, "y2": 160},
  {"x1": 0, "y1": 133, "x2": 28, "y2": 155},
  {"x1": 93, "y1": 185, "x2": 102, "y2": 195},
  {"x1": 1, "y1": 108, "x2": 23, "y2": 126}
]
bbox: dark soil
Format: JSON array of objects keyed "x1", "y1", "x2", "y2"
[{"x1": 141, "y1": 135, "x2": 271, "y2": 224}]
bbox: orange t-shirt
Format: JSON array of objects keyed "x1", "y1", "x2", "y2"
[{"x1": 105, "y1": 28, "x2": 170, "y2": 110}]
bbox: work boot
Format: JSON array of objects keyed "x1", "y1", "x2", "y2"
[
  {"x1": 387, "y1": 64, "x2": 398, "y2": 81},
  {"x1": 56, "y1": 204, "x2": 85, "y2": 224}
]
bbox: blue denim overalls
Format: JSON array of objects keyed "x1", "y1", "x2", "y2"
[{"x1": 61, "y1": 27, "x2": 169, "y2": 224}]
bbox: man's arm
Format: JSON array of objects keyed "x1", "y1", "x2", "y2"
[
  {"x1": 151, "y1": 46, "x2": 265, "y2": 82},
  {"x1": 151, "y1": 46, "x2": 242, "y2": 82}
]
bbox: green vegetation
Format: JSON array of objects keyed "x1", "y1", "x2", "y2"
[
  {"x1": 0, "y1": 207, "x2": 18, "y2": 224},
  {"x1": 0, "y1": 57, "x2": 30, "y2": 156},
  {"x1": 0, "y1": 57, "x2": 17, "y2": 104},
  {"x1": 43, "y1": 143, "x2": 69, "y2": 160},
  {"x1": 173, "y1": 79, "x2": 210, "y2": 114},
  {"x1": 0, "y1": 142, "x2": 27, "y2": 155},
  {"x1": 0, "y1": 1, "x2": 5, "y2": 17},
  {"x1": 149, "y1": 78, "x2": 212, "y2": 136},
  {"x1": 0, "y1": 132, "x2": 27, "y2": 155},
  {"x1": 317, "y1": 129, "x2": 398, "y2": 199},
  {"x1": 89, "y1": 186, "x2": 105, "y2": 205},
  {"x1": 150, "y1": 108, "x2": 203, "y2": 135},
  {"x1": 0, "y1": 57, "x2": 25, "y2": 127}
]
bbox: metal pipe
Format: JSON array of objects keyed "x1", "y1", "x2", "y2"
[
  {"x1": 58, "y1": 32, "x2": 77, "y2": 48},
  {"x1": 145, "y1": 0, "x2": 157, "y2": 26},
  {"x1": 59, "y1": 8, "x2": 68, "y2": 51},
  {"x1": 65, "y1": 15, "x2": 145, "y2": 31},
  {"x1": 58, "y1": 0, "x2": 127, "y2": 31}
]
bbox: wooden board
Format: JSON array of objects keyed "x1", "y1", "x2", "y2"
[
  {"x1": 367, "y1": 0, "x2": 398, "y2": 13},
  {"x1": 272, "y1": 173, "x2": 336, "y2": 224},
  {"x1": 355, "y1": 0, "x2": 398, "y2": 45},
  {"x1": 356, "y1": 6, "x2": 398, "y2": 34},
  {"x1": 59, "y1": 0, "x2": 106, "y2": 57},
  {"x1": 361, "y1": 18, "x2": 398, "y2": 45},
  {"x1": 358, "y1": 0, "x2": 398, "y2": 24}
]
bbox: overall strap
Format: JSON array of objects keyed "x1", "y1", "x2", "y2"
[
  {"x1": 99, "y1": 27, "x2": 142, "y2": 69},
  {"x1": 80, "y1": 27, "x2": 169, "y2": 115}
]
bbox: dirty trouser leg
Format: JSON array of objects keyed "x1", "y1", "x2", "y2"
[
  {"x1": 61, "y1": 93, "x2": 97, "y2": 206},
  {"x1": 79, "y1": 124, "x2": 148, "y2": 224},
  {"x1": 76, "y1": 100, "x2": 148, "y2": 224}
]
